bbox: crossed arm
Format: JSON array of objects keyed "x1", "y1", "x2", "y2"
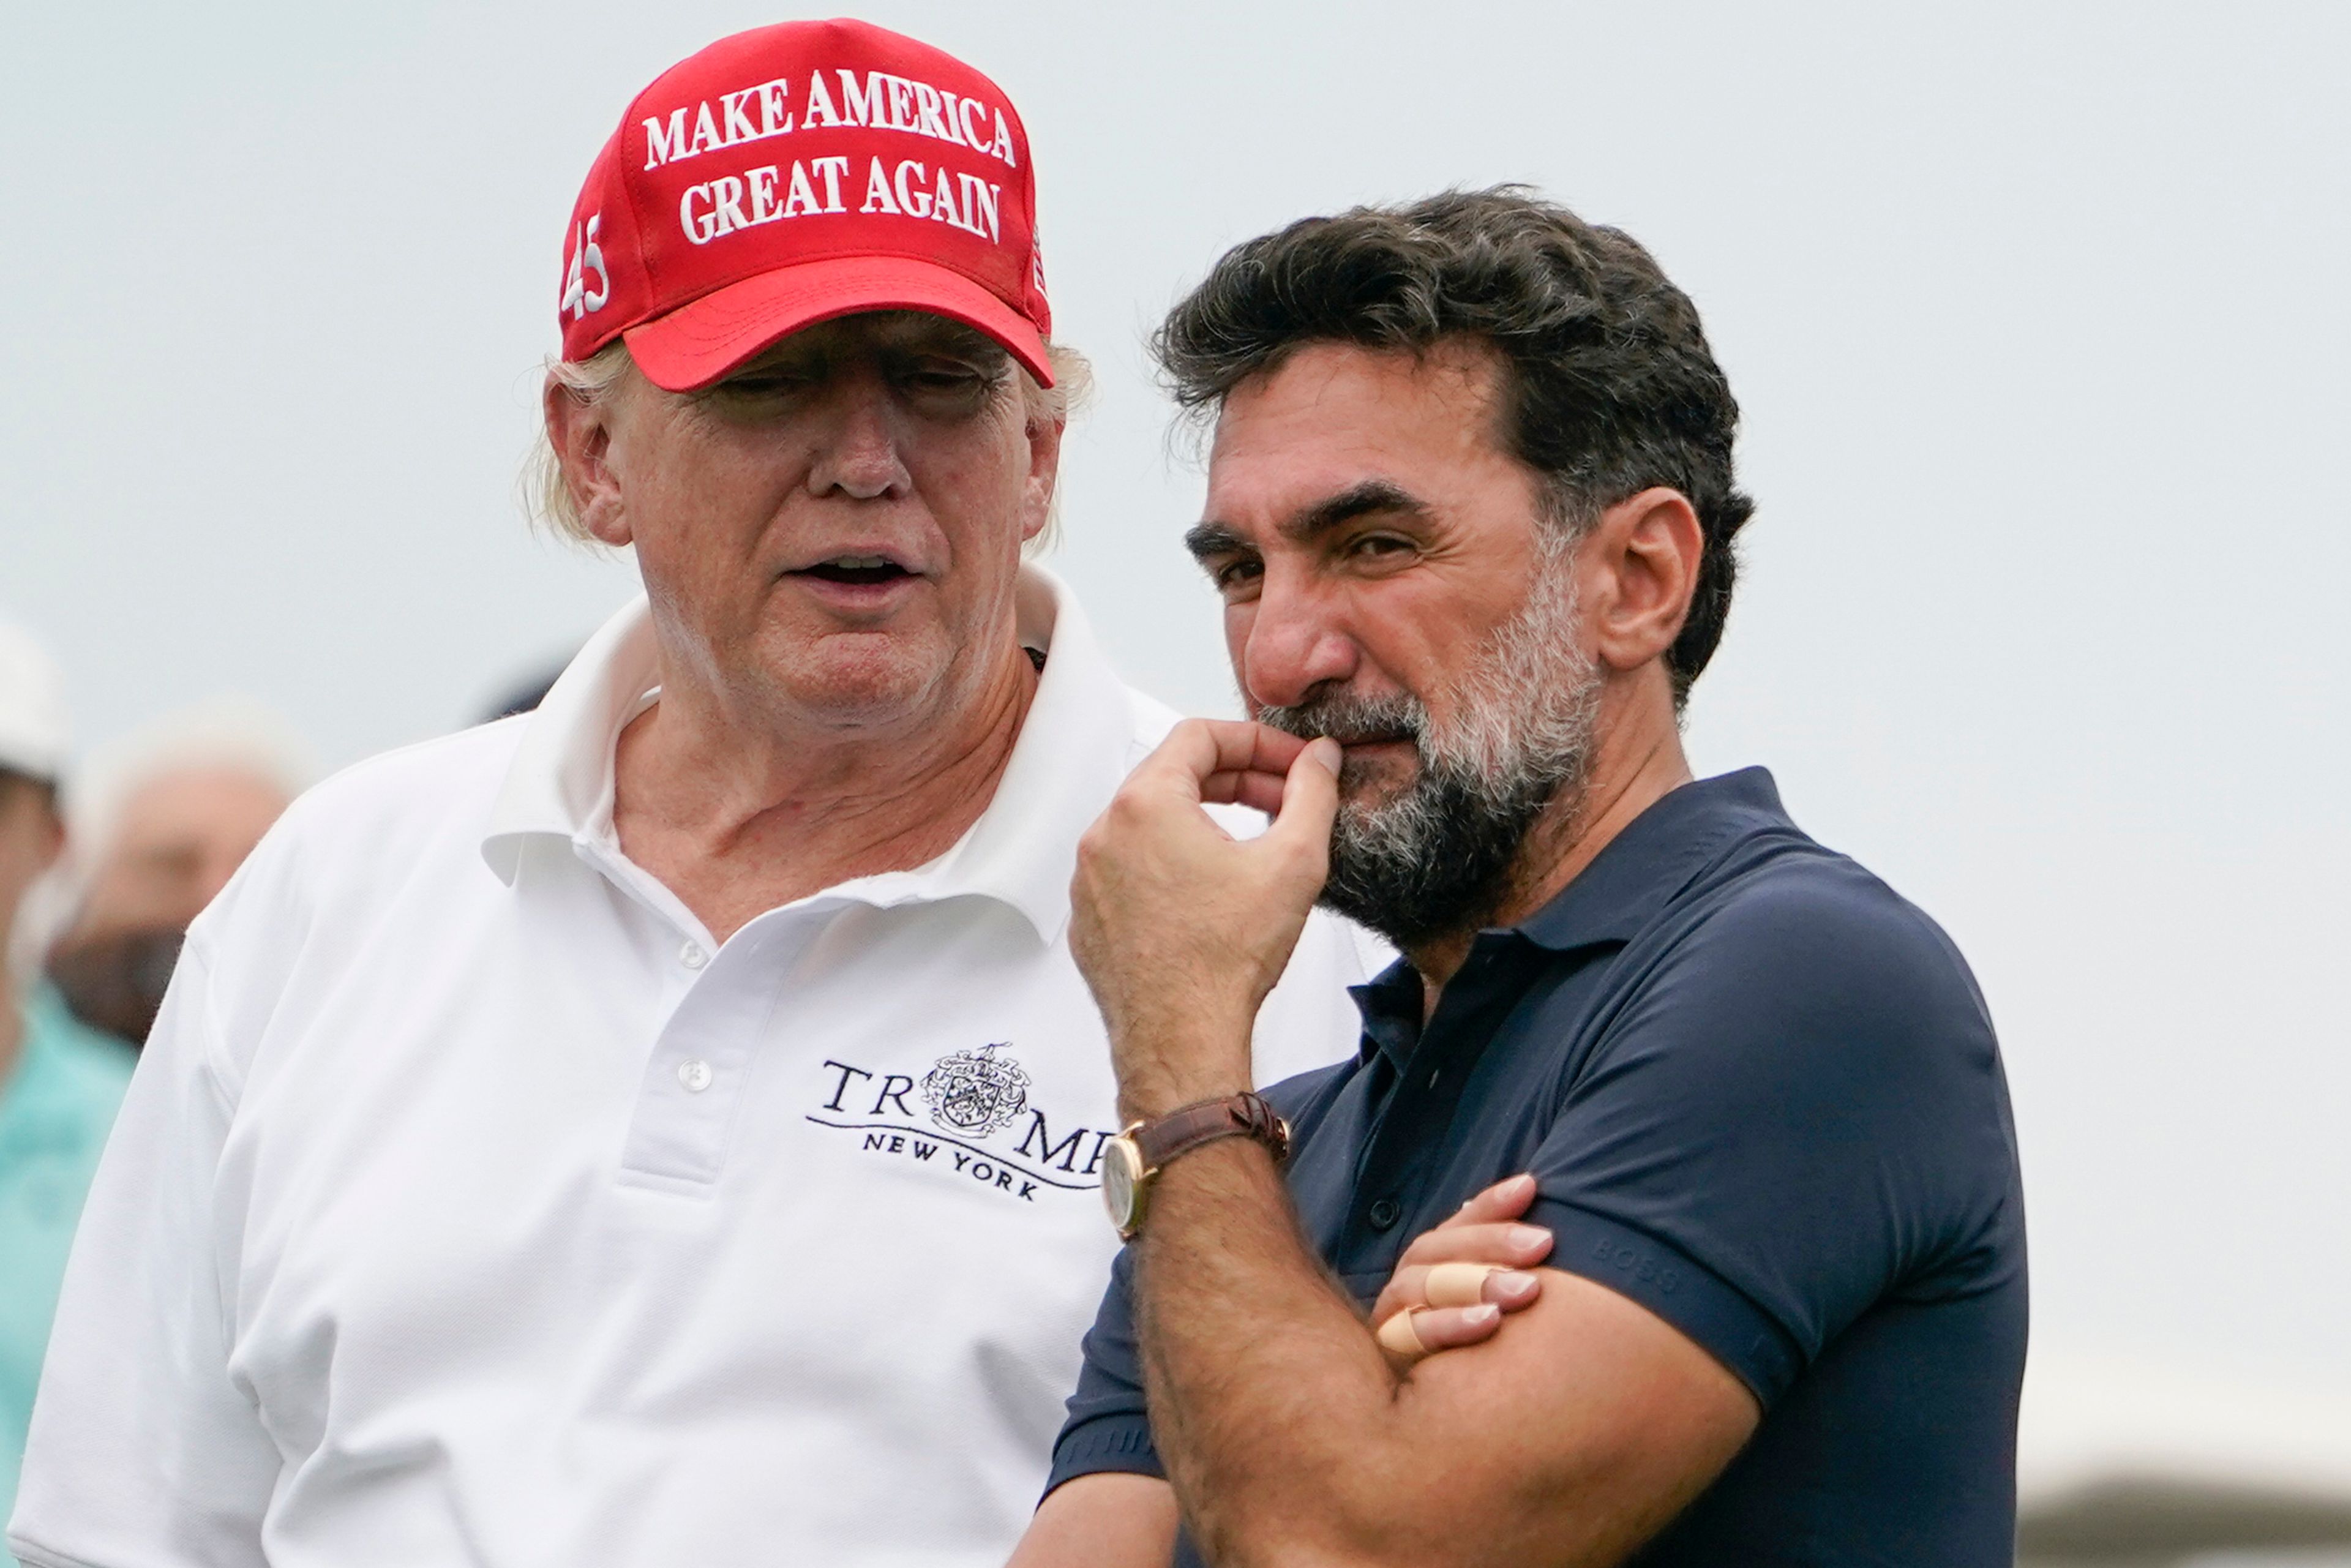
[
  {"x1": 1014, "y1": 1141, "x2": 1757, "y2": 1568},
  {"x1": 1016, "y1": 1172, "x2": 1556, "y2": 1568}
]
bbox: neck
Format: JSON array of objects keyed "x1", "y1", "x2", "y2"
[
  {"x1": 1406, "y1": 689, "x2": 1693, "y2": 1015},
  {"x1": 613, "y1": 636, "x2": 1038, "y2": 945},
  {"x1": 0, "y1": 962, "x2": 23, "y2": 1086}
]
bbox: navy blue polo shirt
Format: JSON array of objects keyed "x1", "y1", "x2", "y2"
[{"x1": 1048, "y1": 768, "x2": 2027, "y2": 1565}]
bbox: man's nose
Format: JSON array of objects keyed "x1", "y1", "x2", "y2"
[
  {"x1": 1240, "y1": 576, "x2": 1360, "y2": 711},
  {"x1": 805, "y1": 376, "x2": 913, "y2": 501}
]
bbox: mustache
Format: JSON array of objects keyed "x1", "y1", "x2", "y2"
[{"x1": 1256, "y1": 691, "x2": 1425, "y2": 749}]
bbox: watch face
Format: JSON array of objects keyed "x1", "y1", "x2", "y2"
[{"x1": 1101, "y1": 1136, "x2": 1144, "y2": 1236}]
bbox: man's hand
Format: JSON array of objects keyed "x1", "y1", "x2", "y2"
[
  {"x1": 1069, "y1": 720, "x2": 1342, "y2": 1119},
  {"x1": 1370, "y1": 1174, "x2": 1554, "y2": 1368}
]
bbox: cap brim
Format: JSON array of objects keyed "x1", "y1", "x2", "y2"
[{"x1": 623, "y1": 256, "x2": 1052, "y2": 393}]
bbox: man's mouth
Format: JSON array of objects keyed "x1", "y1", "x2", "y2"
[
  {"x1": 1326, "y1": 729, "x2": 1415, "y2": 751},
  {"x1": 1257, "y1": 695, "x2": 1425, "y2": 760},
  {"x1": 793, "y1": 553, "x2": 917, "y2": 587}
]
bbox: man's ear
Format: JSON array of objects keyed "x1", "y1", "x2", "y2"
[
  {"x1": 543, "y1": 377, "x2": 630, "y2": 548},
  {"x1": 1582, "y1": 487, "x2": 1704, "y2": 676},
  {"x1": 1018, "y1": 408, "x2": 1065, "y2": 547}
]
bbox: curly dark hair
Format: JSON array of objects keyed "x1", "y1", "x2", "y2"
[{"x1": 1153, "y1": 187, "x2": 1755, "y2": 705}]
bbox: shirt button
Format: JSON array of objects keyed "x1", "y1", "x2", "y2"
[
  {"x1": 677, "y1": 1059, "x2": 714, "y2": 1093},
  {"x1": 1367, "y1": 1197, "x2": 1402, "y2": 1231},
  {"x1": 680, "y1": 942, "x2": 707, "y2": 970}
]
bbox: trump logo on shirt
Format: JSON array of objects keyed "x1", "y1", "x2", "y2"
[{"x1": 808, "y1": 1048, "x2": 1114, "y2": 1204}]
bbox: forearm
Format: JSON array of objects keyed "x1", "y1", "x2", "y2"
[
  {"x1": 1008, "y1": 1474, "x2": 1177, "y2": 1568},
  {"x1": 1133, "y1": 1138, "x2": 1423, "y2": 1567},
  {"x1": 1133, "y1": 1152, "x2": 1749, "y2": 1568}
]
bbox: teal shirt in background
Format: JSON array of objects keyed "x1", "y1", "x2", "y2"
[{"x1": 0, "y1": 986, "x2": 134, "y2": 1564}]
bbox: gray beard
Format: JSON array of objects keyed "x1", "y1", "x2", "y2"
[{"x1": 1257, "y1": 557, "x2": 1602, "y2": 951}]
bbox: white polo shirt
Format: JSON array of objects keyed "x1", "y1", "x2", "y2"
[{"x1": 10, "y1": 568, "x2": 1378, "y2": 1568}]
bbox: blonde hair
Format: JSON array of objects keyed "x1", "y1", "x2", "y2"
[{"x1": 526, "y1": 338, "x2": 1092, "y2": 553}]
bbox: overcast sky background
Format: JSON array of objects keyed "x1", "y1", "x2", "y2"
[{"x1": 5, "y1": 0, "x2": 2347, "y2": 1464}]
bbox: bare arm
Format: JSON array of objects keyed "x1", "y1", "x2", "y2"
[
  {"x1": 1135, "y1": 1132, "x2": 1755, "y2": 1568},
  {"x1": 1007, "y1": 1474, "x2": 1178, "y2": 1568},
  {"x1": 1007, "y1": 1178, "x2": 1547, "y2": 1566}
]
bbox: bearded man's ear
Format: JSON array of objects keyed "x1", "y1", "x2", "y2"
[{"x1": 1583, "y1": 487, "x2": 1703, "y2": 676}]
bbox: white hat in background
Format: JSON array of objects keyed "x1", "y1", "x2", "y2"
[{"x1": 0, "y1": 621, "x2": 69, "y2": 784}]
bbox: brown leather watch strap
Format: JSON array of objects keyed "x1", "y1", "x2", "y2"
[{"x1": 1132, "y1": 1091, "x2": 1292, "y2": 1174}]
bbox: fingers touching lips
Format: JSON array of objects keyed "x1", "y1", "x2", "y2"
[{"x1": 1258, "y1": 691, "x2": 1422, "y2": 752}]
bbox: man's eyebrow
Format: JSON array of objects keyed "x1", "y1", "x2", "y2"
[
  {"x1": 1281, "y1": 479, "x2": 1430, "y2": 544},
  {"x1": 1185, "y1": 480, "x2": 1430, "y2": 564},
  {"x1": 1183, "y1": 521, "x2": 1250, "y2": 561}
]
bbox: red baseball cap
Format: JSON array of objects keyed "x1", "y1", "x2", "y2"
[{"x1": 557, "y1": 19, "x2": 1052, "y2": 391}]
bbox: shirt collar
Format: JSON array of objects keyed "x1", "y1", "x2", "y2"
[
  {"x1": 1515, "y1": 767, "x2": 1791, "y2": 951},
  {"x1": 480, "y1": 565, "x2": 1134, "y2": 945},
  {"x1": 1347, "y1": 961, "x2": 1427, "y2": 1070},
  {"x1": 1344, "y1": 767, "x2": 1794, "y2": 1065}
]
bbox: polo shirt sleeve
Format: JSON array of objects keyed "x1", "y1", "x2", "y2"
[
  {"x1": 1043, "y1": 1243, "x2": 1163, "y2": 1497},
  {"x1": 1524, "y1": 866, "x2": 2016, "y2": 1409},
  {"x1": 8, "y1": 933, "x2": 282, "y2": 1567}
]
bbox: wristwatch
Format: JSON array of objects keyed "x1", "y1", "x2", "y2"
[{"x1": 1101, "y1": 1092, "x2": 1292, "y2": 1240}]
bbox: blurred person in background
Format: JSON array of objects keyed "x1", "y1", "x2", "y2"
[
  {"x1": 43, "y1": 701, "x2": 309, "y2": 1048},
  {"x1": 9, "y1": 21, "x2": 1371, "y2": 1568},
  {"x1": 0, "y1": 626, "x2": 132, "y2": 1568}
]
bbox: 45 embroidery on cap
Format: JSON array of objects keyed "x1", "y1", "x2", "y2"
[{"x1": 561, "y1": 214, "x2": 609, "y2": 321}]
